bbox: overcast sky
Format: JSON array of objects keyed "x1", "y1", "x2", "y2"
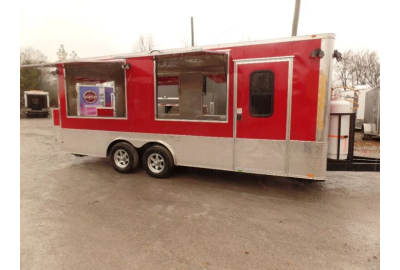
[{"x1": 20, "y1": 0, "x2": 380, "y2": 61}]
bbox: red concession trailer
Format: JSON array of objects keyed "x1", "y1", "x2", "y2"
[{"x1": 25, "y1": 33, "x2": 349, "y2": 180}]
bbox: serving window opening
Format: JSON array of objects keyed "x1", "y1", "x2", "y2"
[
  {"x1": 64, "y1": 62, "x2": 126, "y2": 118},
  {"x1": 155, "y1": 52, "x2": 228, "y2": 121}
]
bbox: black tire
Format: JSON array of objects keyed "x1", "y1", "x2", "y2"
[
  {"x1": 109, "y1": 142, "x2": 139, "y2": 173},
  {"x1": 143, "y1": 145, "x2": 174, "y2": 178}
]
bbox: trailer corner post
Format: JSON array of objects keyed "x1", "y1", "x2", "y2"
[{"x1": 317, "y1": 37, "x2": 335, "y2": 143}]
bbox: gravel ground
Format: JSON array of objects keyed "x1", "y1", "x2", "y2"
[
  {"x1": 21, "y1": 119, "x2": 380, "y2": 270},
  {"x1": 354, "y1": 131, "x2": 380, "y2": 159}
]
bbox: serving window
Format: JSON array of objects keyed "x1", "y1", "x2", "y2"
[
  {"x1": 155, "y1": 52, "x2": 228, "y2": 121},
  {"x1": 64, "y1": 62, "x2": 126, "y2": 117}
]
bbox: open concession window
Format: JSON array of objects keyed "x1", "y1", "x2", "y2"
[
  {"x1": 155, "y1": 51, "x2": 228, "y2": 121},
  {"x1": 64, "y1": 61, "x2": 126, "y2": 117}
]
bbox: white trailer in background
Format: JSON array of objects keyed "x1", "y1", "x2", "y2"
[
  {"x1": 339, "y1": 85, "x2": 372, "y2": 130},
  {"x1": 24, "y1": 90, "x2": 50, "y2": 118},
  {"x1": 354, "y1": 85, "x2": 372, "y2": 129},
  {"x1": 362, "y1": 87, "x2": 380, "y2": 140}
]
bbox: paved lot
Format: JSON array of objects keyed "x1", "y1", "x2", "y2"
[{"x1": 20, "y1": 119, "x2": 380, "y2": 270}]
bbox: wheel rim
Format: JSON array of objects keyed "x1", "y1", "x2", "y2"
[
  {"x1": 114, "y1": 149, "x2": 130, "y2": 169},
  {"x1": 148, "y1": 153, "x2": 165, "y2": 174}
]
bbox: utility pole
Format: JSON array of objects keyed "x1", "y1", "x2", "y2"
[
  {"x1": 191, "y1": 17, "x2": 194, "y2": 47},
  {"x1": 291, "y1": 0, "x2": 301, "y2": 36}
]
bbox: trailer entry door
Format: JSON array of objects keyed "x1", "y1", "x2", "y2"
[{"x1": 234, "y1": 57, "x2": 293, "y2": 175}]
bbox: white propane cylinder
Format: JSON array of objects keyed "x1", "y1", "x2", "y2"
[{"x1": 328, "y1": 94, "x2": 352, "y2": 160}]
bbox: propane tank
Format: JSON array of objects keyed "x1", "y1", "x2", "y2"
[{"x1": 328, "y1": 92, "x2": 352, "y2": 160}]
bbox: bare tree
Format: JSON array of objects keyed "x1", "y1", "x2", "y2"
[
  {"x1": 333, "y1": 49, "x2": 380, "y2": 88},
  {"x1": 56, "y1": 44, "x2": 80, "y2": 61},
  {"x1": 133, "y1": 34, "x2": 157, "y2": 52},
  {"x1": 350, "y1": 50, "x2": 367, "y2": 86},
  {"x1": 333, "y1": 50, "x2": 353, "y2": 88},
  {"x1": 56, "y1": 44, "x2": 68, "y2": 61},
  {"x1": 20, "y1": 47, "x2": 48, "y2": 106},
  {"x1": 365, "y1": 51, "x2": 380, "y2": 87},
  {"x1": 20, "y1": 47, "x2": 47, "y2": 66},
  {"x1": 69, "y1": 51, "x2": 79, "y2": 59}
]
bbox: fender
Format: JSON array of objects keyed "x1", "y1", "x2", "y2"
[{"x1": 362, "y1": 123, "x2": 372, "y2": 135}]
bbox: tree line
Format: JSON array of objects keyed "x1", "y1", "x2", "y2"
[
  {"x1": 333, "y1": 49, "x2": 380, "y2": 88},
  {"x1": 20, "y1": 45, "x2": 79, "y2": 107}
]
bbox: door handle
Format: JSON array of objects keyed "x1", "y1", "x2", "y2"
[{"x1": 237, "y1": 114, "x2": 242, "y2": 121}]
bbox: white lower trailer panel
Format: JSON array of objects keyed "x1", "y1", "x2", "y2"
[{"x1": 60, "y1": 128, "x2": 327, "y2": 180}]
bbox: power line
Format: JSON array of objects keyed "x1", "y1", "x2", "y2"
[{"x1": 210, "y1": 19, "x2": 241, "y2": 44}]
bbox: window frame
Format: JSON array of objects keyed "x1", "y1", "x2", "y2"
[
  {"x1": 63, "y1": 61, "x2": 128, "y2": 119},
  {"x1": 153, "y1": 52, "x2": 230, "y2": 123},
  {"x1": 249, "y1": 70, "x2": 275, "y2": 117}
]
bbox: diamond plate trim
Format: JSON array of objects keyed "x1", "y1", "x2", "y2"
[
  {"x1": 288, "y1": 141, "x2": 328, "y2": 179},
  {"x1": 235, "y1": 139, "x2": 285, "y2": 174}
]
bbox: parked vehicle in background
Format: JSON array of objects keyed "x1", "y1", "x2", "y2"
[
  {"x1": 24, "y1": 90, "x2": 50, "y2": 118},
  {"x1": 362, "y1": 87, "x2": 380, "y2": 140}
]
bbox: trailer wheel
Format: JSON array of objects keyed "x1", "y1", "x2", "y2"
[
  {"x1": 143, "y1": 145, "x2": 174, "y2": 178},
  {"x1": 109, "y1": 142, "x2": 139, "y2": 173}
]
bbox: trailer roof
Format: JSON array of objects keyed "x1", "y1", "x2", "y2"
[
  {"x1": 24, "y1": 90, "x2": 49, "y2": 95},
  {"x1": 20, "y1": 58, "x2": 125, "y2": 68},
  {"x1": 20, "y1": 33, "x2": 335, "y2": 68}
]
